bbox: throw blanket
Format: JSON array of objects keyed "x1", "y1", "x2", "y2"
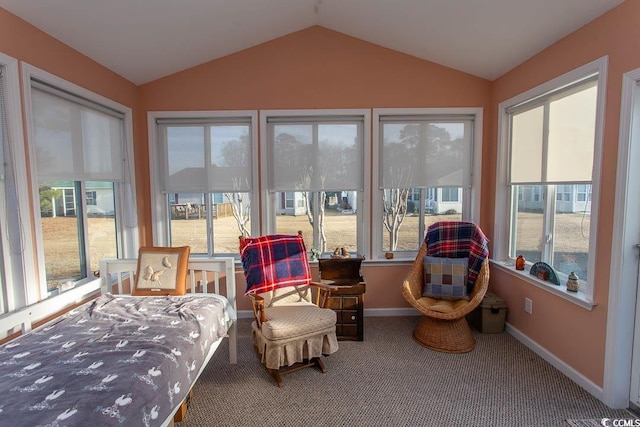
[
  {"x1": 425, "y1": 221, "x2": 489, "y2": 292},
  {"x1": 0, "y1": 293, "x2": 230, "y2": 427},
  {"x1": 240, "y1": 234, "x2": 311, "y2": 295}
]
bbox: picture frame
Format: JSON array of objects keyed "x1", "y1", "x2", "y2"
[
  {"x1": 132, "y1": 246, "x2": 190, "y2": 296},
  {"x1": 529, "y1": 261, "x2": 560, "y2": 286}
]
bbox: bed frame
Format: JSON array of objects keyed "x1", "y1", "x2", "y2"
[{"x1": 0, "y1": 257, "x2": 237, "y2": 427}]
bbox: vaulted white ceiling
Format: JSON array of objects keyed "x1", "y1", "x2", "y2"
[{"x1": 0, "y1": 0, "x2": 625, "y2": 85}]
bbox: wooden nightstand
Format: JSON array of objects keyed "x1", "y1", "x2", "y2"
[{"x1": 318, "y1": 257, "x2": 366, "y2": 341}]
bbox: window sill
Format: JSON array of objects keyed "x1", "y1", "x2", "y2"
[{"x1": 490, "y1": 259, "x2": 596, "y2": 311}]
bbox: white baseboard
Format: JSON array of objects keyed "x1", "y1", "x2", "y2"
[
  {"x1": 237, "y1": 310, "x2": 254, "y2": 319},
  {"x1": 506, "y1": 323, "x2": 605, "y2": 403},
  {"x1": 364, "y1": 308, "x2": 420, "y2": 317}
]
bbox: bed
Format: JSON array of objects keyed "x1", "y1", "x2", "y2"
[{"x1": 0, "y1": 257, "x2": 237, "y2": 427}]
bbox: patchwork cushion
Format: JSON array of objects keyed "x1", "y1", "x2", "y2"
[
  {"x1": 425, "y1": 221, "x2": 489, "y2": 292},
  {"x1": 422, "y1": 256, "x2": 469, "y2": 301}
]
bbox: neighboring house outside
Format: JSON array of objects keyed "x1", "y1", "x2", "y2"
[
  {"x1": 41, "y1": 180, "x2": 115, "y2": 217},
  {"x1": 517, "y1": 185, "x2": 592, "y2": 213},
  {"x1": 275, "y1": 192, "x2": 306, "y2": 216},
  {"x1": 407, "y1": 188, "x2": 463, "y2": 215},
  {"x1": 275, "y1": 191, "x2": 358, "y2": 216}
]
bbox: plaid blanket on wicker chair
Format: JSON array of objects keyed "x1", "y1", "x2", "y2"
[
  {"x1": 425, "y1": 221, "x2": 489, "y2": 292},
  {"x1": 240, "y1": 234, "x2": 311, "y2": 295}
]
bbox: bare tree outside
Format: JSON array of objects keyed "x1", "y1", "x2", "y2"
[
  {"x1": 302, "y1": 191, "x2": 328, "y2": 251},
  {"x1": 220, "y1": 134, "x2": 251, "y2": 237},
  {"x1": 383, "y1": 187, "x2": 410, "y2": 250},
  {"x1": 224, "y1": 191, "x2": 250, "y2": 237}
]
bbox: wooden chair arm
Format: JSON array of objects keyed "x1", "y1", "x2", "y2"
[
  {"x1": 249, "y1": 293, "x2": 267, "y2": 327},
  {"x1": 309, "y1": 281, "x2": 333, "y2": 308}
]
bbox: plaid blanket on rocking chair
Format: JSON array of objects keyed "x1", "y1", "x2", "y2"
[
  {"x1": 240, "y1": 234, "x2": 312, "y2": 295},
  {"x1": 425, "y1": 221, "x2": 489, "y2": 293}
]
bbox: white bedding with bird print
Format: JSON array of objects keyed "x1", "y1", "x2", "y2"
[{"x1": 0, "y1": 293, "x2": 232, "y2": 426}]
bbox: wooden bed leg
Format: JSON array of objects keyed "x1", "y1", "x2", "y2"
[
  {"x1": 228, "y1": 322, "x2": 238, "y2": 364},
  {"x1": 173, "y1": 390, "x2": 194, "y2": 422}
]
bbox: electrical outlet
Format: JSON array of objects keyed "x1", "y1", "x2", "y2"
[{"x1": 524, "y1": 297, "x2": 533, "y2": 314}]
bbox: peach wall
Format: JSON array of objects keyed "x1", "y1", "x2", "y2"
[
  {"x1": 487, "y1": 0, "x2": 640, "y2": 386},
  {"x1": 141, "y1": 26, "x2": 489, "y2": 110},
  {"x1": 139, "y1": 26, "x2": 492, "y2": 312},
  {"x1": 0, "y1": 9, "x2": 140, "y2": 285},
  {"x1": 0, "y1": 9, "x2": 137, "y2": 110}
]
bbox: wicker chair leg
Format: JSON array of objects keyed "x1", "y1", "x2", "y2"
[{"x1": 413, "y1": 315, "x2": 475, "y2": 353}]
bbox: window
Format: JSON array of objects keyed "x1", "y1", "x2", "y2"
[
  {"x1": 441, "y1": 188, "x2": 460, "y2": 202},
  {"x1": 0, "y1": 53, "x2": 32, "y2": 313},
  {"x1": 495, "y1": 57, "x2": 606, "y2": 302},
  {"x1": 150, "y1": 112, "x2": 258, "y2": 255},
  {"x1": 284, "y1": 192, "x2": 294, "y2": 209},
  {"x1": 261, "y1": 110, "x2": 369, "y2": 255},
  {"x1": 86, "y1": 191, "x2": 97, "y2": 206},
  {"x1": 576, "y1": 184, "x2": 591, "y2": 203},
  {"x1": 373, "y1": 108, "x2": 482, "y2": 258},
  {"x1": 532, "y1": 186, "x2": 541, "y2": 202},
  {"x1": 24, "y1": 64, "x2": 137, "y2": 297}
]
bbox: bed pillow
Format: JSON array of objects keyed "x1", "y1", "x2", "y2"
[
  {"x1": 422, "y1": 256, "x2": 469, "y2": 301},
  {"x1": 133, "y1": 246, "x2": 190, "y2": 296}
]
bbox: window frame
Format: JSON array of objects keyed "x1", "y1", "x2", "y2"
[
  {"x1": 147, "y1": 110, "x2": 259, "y2": 255},
  {"x1": 372, "y1": 108, "x2": 483, "y2": 261},
  {"x1": 22, "y1": 63, "x2": 138, "y2": 297},
  {"x1": 259, "y1": 109, "x2": 371, "y2": 257},
  {"x1": 0, "y1": 52, "x2": 34, "y2": 312},
  {"x1": 493, "y1": 56, "x2": 607, "y2": 309}
]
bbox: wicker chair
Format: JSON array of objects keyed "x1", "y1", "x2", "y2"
[{"x1": 401, "y1": 222, "x2": 490, "y2": 353}]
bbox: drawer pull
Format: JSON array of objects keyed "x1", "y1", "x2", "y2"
[{"x1": 351, "y1": 315, "x2": 356, "y2": 321}]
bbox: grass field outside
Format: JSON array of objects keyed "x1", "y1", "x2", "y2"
[{"x1": 41, "y1": 211, "x2": 590, "y2": 287}]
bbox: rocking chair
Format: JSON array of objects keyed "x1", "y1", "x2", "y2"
[{"x1": 239, "y1": 233, "x2": 339, "y2": 386}]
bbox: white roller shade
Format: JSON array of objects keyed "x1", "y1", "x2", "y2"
[
  {"x1": 509, "y1": 80, "x2": 597, "y2": 185},
  {"x1": 269, "y1": 119, "x2": 364, "y2": 192},
  {"x1": 380, "y1": 118, "x2": 473, "y2": 189},
  {"x1": 158, "y1": 122, "x2": 252, "y2": 193},
  {"x1": 31, "y1": 87, "x2": 124, "y2": 181},
  {"x1": 510, "y1": 107, "x2": 544, "y2": 184}
]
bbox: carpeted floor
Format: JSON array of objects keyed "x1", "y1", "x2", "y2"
[
  {"x1": 565, "y1": 420, "x2": 607, "y2": 427},
  {"x1": 177, "y1": 317, "x2": 634, "y2": 427}
]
